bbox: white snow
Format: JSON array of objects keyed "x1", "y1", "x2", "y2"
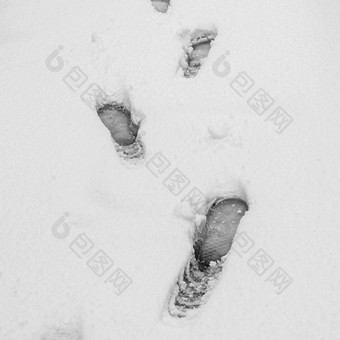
[{"x1": 1, "y1": 0, "x2": 340, "y2": 339}]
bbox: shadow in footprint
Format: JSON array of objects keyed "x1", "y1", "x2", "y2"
[
  {"x1": 168, "y1": 197, "x2": 248, "y2": 318},
  {"x1": 97, "y1": 103, "x2": 144, "y2": 161},
  {"x1": 40, "y1": 322, "x2": 82, "y2": 340},
  {"x1": 181, "y1": 30, "x2": 216, "y2": 78},
  {"x1": 151, "y1": 0, "x2": 170, "y2": 13}
]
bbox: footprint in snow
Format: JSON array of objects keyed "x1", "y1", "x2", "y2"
[
  {"x1": 168, "y1": 197, "x2": 248, "y2": 318},
  {"x1": 97, "y1": 103, "x2": 144, "y2": 161},
  {"x1": 151, "y1": 0, "x2": 170, "y2": 13},
  {"x1": 181, "y1": 30, "x2": 216, "y2": 78}
]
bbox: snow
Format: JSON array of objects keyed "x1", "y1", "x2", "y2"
[{"x1": 1, "y1": 0, "x2": 340, "y2": 339}]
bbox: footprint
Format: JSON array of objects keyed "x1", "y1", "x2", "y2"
[
  {"x1": 151, "y1": 0, "x2": 170, "y2": 13},
  {"x1": 97, "y1": 103, "x2": 144, "y2": 160},
  {"x1": 168, "y1": 197, "x2": 248, "y2": 318},
  {"x1": 196, "y1": 198, "x2": 248, "y2": 265},
  {"x1": 40, "y1": 320, "x2": 82, "y2": 340},
  {"x1": 182, "y1": 30, "x2": 216, "y2": 78}
]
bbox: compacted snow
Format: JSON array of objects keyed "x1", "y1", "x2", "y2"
[{"x1": 1, "y1": 0, "x2": 340, "y2": 339}]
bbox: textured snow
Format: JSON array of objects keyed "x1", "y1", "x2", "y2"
[{"x1": 1, "y1": 0, "x2": 340, "y2": 339}]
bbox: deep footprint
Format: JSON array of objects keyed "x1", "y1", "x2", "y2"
[
  {"x1": 151, "y1": 0, "x2": 170, "y2": 13},
  {"x1": 97, "y1": 103, "x2": 143, "y2": 160},
  {"x1": 168, "y1": 197, "x2": 248, "y2": 318},
  {"x1": 183, "y1": 30, "x2": 216, "y2": 78}
]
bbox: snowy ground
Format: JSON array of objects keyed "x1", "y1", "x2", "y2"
[{"x1": 1, "y1": 0, "x2": 340, "y2": 339}]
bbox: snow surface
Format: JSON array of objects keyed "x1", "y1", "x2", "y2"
[{"x1": 1, "y1": 0, "x2": 340, "y2": 339}]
